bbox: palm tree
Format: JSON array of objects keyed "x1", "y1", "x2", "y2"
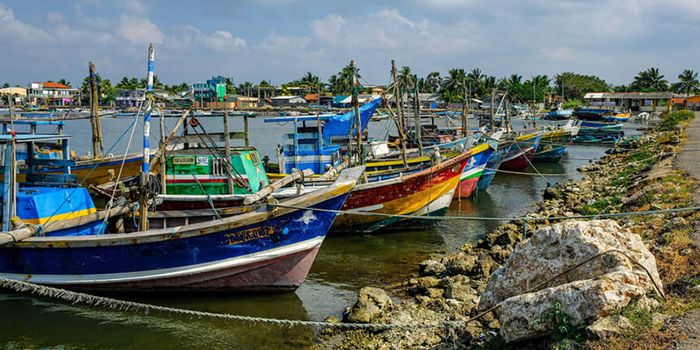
[
  {"x1": 632, "y1": 67, "x2": 669, "y2": 91},
  {"x1": 425, "y1": 72, "x2": 441, "y2": 93},
  {"x1": 398, "y1": 66, "x2": 416, "y2": 92},
  {"x1": 677, "y1": 69, "x2": 699, "y2": 96},
  {"x1": 440, "y1": 68, "x2": 467, "y2": 103},
  {"x1": 238, "y1": 81, "x2": 254, "y2": 96}
]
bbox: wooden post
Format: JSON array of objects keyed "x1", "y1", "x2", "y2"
[
  {"x1": 414, "y1": 84, "x2": 423, "y2": 155},
  {"x1": 391, "y1": 60, "x2": 408, "y2": 167},
  {"x1": 351, "y1": 60, "x2": 363, "y2": 165},
  {"x1": 243, "y1": 113, "x2": 250, "y2": 147},
  {"x1": 489, "y1": 89, "x2": 496, "y2": 131},
  {"x1": 462, "y1": 83, "x2": 469, "y2": 137},
  {"x1": 2, "y1": 94, "x2": 16, "y2": 231},
  {"x1": 89, "y1": 62, "x2": 103, "y2": 159},
  {"x1": 223, "y1": 108, "x2": 234, "y2": 194},
  {"x1": 316, "y1": 112, "x2": 323, "y2": 171}
]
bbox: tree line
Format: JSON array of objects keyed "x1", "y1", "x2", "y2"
[{"x1": 6, "y1": 66, "x2": 699, "y2": 106}]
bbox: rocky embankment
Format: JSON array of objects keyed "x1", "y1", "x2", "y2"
[{"x1": 318, "y1": 130, "x2": 693, "y2": 349}]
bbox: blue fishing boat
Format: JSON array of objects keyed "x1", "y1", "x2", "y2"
[
  {"x1": 543, "y1": 109, "x2": 573, "y2": 120},
  {"x1": 264, "y1": 98, "x2": 381, "y2": 174},
  {"x1": 476, "y1": 142, "x2": 512, "y2": 192}
]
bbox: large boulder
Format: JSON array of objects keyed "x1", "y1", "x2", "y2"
[
  {"x1": 344, "y1": 287, "x2": 393, "y2": 323},
  {"x1": 478, "y1": 220, "x2": 663, "y2": 343}
]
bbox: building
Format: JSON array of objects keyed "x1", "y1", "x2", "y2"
[
  {"x1": 115, "y1": 89, "x2": 146, "y2": 108},
  {"x1": 27, "y1": 81, "x2": 79, "y2": 107},
  {"x1": 270, "y1": 95, "x2": 307, "y2": 107},
  {"x1": 191, "y1": 76, "x2": 228, "y2": 103},
  {"x1": 583, "y1": 92, "x2": 673, "y2": 112},
  {"x1": 680, "y1": 95, "x2": 700, "y2": 110},
  {"x1": 0, "y1": 87, "x2": 27, "y2": 105}
]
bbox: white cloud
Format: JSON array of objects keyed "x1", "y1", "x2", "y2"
[
  {"x1": 258, "y1": 34, "x2": 311, "y2": 50},
  {"x1": 123, "y1": 0, "x2": 147, "y2": 15},
  {"x1": 0, "y1": 3, "x2": 49, "y2": 42},
  {"x1": 201, "y1": 30, "x2": 247, "y2": 51},
  {"x1": 118, "y1": 15, "x2": 164, "y2": 45}
]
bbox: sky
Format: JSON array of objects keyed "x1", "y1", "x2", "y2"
[{"x1": 0, "y1": 0, "x2": 699, "y2": 87}]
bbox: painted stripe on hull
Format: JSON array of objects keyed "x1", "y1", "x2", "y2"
[
  {"x1": 455, "y1": 176, "x2": 480, "y2": 198},
  {"x1": 331, "y1": 153, "x2": 469, "y2": 232},
  {"x1": 2, "y1": 236, "x2": 323, "y2": 289}
]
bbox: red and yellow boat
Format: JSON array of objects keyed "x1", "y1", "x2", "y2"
[{"x1": 331, "y1": 151, "x2": 472, "y2": 233}]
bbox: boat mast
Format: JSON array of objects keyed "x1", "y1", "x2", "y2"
[
  {"x1": 351, "y1": 60, "x2": 363, "y2": 165},
  {"x1": 413, "y1": 82, "x2": 422, "y2": 155},
  {"x1": 89, "y1": 62, "x2": 103, "y2": 159},
  {"x1": 2, "y1": 94, "x2": 17, "y2": 231},
  {"x1": 140, "y1": 43, "x2": 155, "y2": 231},
  {"x1": 390, "y1": 60, "x2": 408, "y2": 167},
  {"x1": 462, "y1": 80, "x2": 469, "y2": 138}
]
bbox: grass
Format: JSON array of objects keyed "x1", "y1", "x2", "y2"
[{"x1": 659, "y1": 110, "x2": 695, "y2": 131}]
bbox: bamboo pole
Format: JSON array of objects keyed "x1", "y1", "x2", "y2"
[
  {"x1": 351, "y1": 60, "x2": 363, "y2": 165},
  {"x1": 414, "y1": 84, "x2": 423, "y2": 155},
  {"x1": 242, "y1": 169, "x2": 313, "y2": 205},
  {"x1": 223, "y1": 107, "x2": 233, "y2": 194},
  {"x1": 391, "y1": 60, "x2": 408, "y2": 167},
  {"x1": 0, "y1": 205, "x2": 131, "y2": 246},
  {"x1": 148, "y1": 109, "x2": 191, "y2": 173}
]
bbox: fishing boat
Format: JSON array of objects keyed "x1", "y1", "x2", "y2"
[
  {"x1": 265, "y1": 98, "x2": 382, "y2": 174},
  {"x1": 498, "y1": 131, "x2": 543, "y2": 171},
  {"x1": 453, "y1": 132, "x2": 501, "y2": 199},
  {"x1": 0, "y1": 119, "x2": 145, "y2": 187},
  {"x1": 543, "y1": 108, "x2": 573, "y2": 120},
  {"x1": 533, "y1": 123, "x2": 580, "y2": 163},
  {"x1": 331, "y1": 151, "x2": 471, "y2": 233},
  {"x1": 476, "y1": 142, "x2": 510, "y2": 192}
]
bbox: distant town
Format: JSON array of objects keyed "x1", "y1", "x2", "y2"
[{"x1": 1, "y1": 65, "x2": 699, "y2": 113}]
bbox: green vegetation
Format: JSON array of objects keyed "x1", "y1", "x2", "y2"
[
  {"x1": 660, "y1": 110, "x2": 695, "y2": 131},
  {"x1": 543, "y1": 302, "x2": 586, "y2": 349},
  {"x1": 554, "y1": 72, "x2": 610, "y2": 100},
  {"x1": 631, "y1": 67, "x2": 669, "y2": 92},
  {"x1": 561, "y1": 99, "x2": 582, "y2": 110}
]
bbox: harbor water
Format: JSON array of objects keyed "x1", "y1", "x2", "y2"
[{"x1": 0, "y1": 115, "x2": 638, "y2": 349}]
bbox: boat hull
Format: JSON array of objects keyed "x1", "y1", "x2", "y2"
[
  {"x1": 331, "y1": 152, "x2": 471, "y2": 233},
  {"x1": 499, "y1": 134, "x2": 542, "y2": 172},
  {"x1": 455, "y1": 146, "x2": 493, "y2": 199},
  {"x1": 533, "y1": 145, "x2": 566, "y2": 162},
  {"x1": 0, "y1": 184, "x2": 353, "y2": 292}
]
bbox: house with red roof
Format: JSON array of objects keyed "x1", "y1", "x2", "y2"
[{"x1": 27, "y1": 81, "x2": 80, "y2": 107}]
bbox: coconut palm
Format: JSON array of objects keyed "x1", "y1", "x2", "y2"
[
  {"x1": 425, "y1": 72, "x2": 441, "y2": 93},
  {"x1": 676, "y1": 69, "x2": 699, "y2": 96},
  {"x1": 440, "y1": 68, "x2": 467, "y2": 103},
  {"x1": 631, "y1": 67, "x2": 669, "y2": 91},
  {"x1": 398, "y1": 66, "x2": 416, "y2": 92}
]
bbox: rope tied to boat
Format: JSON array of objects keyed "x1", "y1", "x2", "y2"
[{"x1": 0, "y1": 249, "x2": 664, "y2": 332}]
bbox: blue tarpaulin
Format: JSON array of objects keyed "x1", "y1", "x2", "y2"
[{"x1": 322, "y1": 98, "x2": 381, "y2": 142}]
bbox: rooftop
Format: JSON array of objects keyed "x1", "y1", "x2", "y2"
[
  {"x1": 40, "y1": 81, "x2": 72, "y2": 89},
  {"x1": 584, "y1": 92, "x2": 674, "y2": 99}
]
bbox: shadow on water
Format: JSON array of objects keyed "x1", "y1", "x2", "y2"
[{"x1": 0, "y1": 292, "x2": 316, "y2": 350}]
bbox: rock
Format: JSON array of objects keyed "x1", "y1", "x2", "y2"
[
  {"x1": 636, "y1": 296, "x2": 661, "y2": 311},
  {"x1": 651, "y1": 312, "x2": 668, "y2": 328},
  {"x1": 443, "y1": 253, "x2": 478, "y2": 276},
  {"x1": 586, "y1": 315, "x2": 633, "y2": 340},
  {"x1": 419, "y1": 259, "x2": 446, "y2": 277},
  {"x1": 345, "y1": 287, "x2": 393, "y2": 323},
  {"x1": 479, "y1": 220, "x2": 664, "y2": 343},
  {"x1": 442, "y1": 275, "x2": 478, "y2": 303}
]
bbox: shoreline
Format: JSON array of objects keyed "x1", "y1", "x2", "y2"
[{"x1": 318, "y1": 112, "x2": 699, "y2": 349}]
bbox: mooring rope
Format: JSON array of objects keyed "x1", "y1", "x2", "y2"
[
  {"x1": 0, "y1": 248, "x2": 664, "y2": 331},
  {"x1": 270, "y1": 203, "x2": 700, "y2": 223}
]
